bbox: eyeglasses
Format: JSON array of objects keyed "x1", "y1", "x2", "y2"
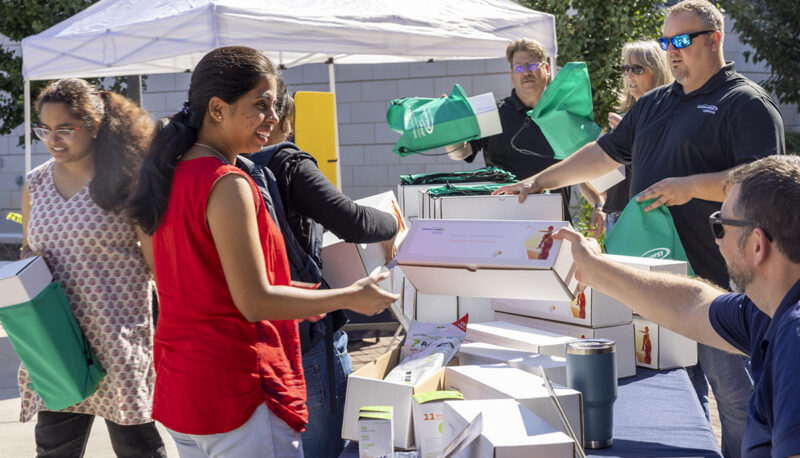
[
  {"x1": 512, "y1": 62, "x2": 545, "y2": 73},
  {"x1": 658, "y1": 29, "x2": 716, "y2": 51},
  {"x1": 621, "y1": 65, "x2": 645, "y2": 75},
  {"x1": 708, "y1": 211, "x2": 772, "y2": 241},
  {"x1": 33, "y1": 125, "x2": 84, "y2": 141}
]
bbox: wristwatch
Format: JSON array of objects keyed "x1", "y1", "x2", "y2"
[{"x1": 593, "y1": 202, "x2": 605, "y2": 210}]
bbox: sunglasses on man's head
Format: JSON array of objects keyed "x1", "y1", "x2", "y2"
[
  {"x1": 658, "y1": 30, "x2": 716, "y2": 51},
  {"x1": 512, "y1": 62, "x2": 544, "y2": 73},
  {"x1": 621, "y1": 65, "x2": 645, "y2": 75},
  {"x1": 708, "y1": 211, "x2": 772, "y2": 241}
]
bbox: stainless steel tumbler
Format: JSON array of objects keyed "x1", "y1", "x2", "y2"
[{"x1": 566, "y1": 338, "x2": 618, "y2": 449}]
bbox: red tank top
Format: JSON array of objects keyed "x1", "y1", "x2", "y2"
[{"x1": 151, "y1": 158, "x2": 307, "y2": 434}]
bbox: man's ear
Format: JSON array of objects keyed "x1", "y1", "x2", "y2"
[{"x1": 710, "y1": 30, "x2": 723, "y2": 51}]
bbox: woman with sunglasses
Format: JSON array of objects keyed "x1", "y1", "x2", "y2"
[
  {"x1": 129, "y1": 47, "x2": 397, "y2": 457},
  {"x1": 592, "y1": 40, "x2": 672, "y2": 236},
  {"x1": 20, "y1": 78, "x2": 165, "y2": 456}
]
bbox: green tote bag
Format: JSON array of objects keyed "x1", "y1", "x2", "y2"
[
  {"x1": 528, "y1": 62, "x2": 602, "y2": 160},
  {"x1": 387, "y1": 84, "x2": 481, "y2": 156},
  {"x1": 605, "y1": 198, "x2": 696, "y2": 276},
  {"x1": 0, "y1": 282, "x2": 106, "y2": 410}
]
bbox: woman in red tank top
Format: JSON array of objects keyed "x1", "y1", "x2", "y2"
[{"x1": 129, "y1": 47, "x2": 398, "y2": 458}]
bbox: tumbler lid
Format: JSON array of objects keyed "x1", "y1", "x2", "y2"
[{"x1": 566, "y1": 338, "x2": 616, "y2": 355}]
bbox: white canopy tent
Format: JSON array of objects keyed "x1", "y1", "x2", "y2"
[{"x1": 21, "y1": 0, "x2": 557, "y2": 172}]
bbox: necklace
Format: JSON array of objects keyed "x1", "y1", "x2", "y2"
[{"x1": 194, "y1": 143, "x2": 231, "y2": 164}]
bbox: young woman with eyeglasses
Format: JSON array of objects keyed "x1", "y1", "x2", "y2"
[
  {"x1": 129, "y1": 46, "x2": 397, "y2": 456},
  {"x1": 592, "y1": 40, "x2": 673, "y2": 236},
  {"x1": 20, "y1": 78, "x2": 166, "y2": 456}
]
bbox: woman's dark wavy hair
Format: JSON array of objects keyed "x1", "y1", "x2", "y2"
[
  {"x1": 130, "y1": 46, "x2": 276, "y2": 234},
  {"x1": 35, "y1": 78, "x2": 154, "y2": 213}
]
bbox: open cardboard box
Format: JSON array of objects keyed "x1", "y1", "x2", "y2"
[
  {"x1": 341, "y1": 346, "x2": 456, "y2": 450},
  {"x1": 397, "y1": 219, "x2": 578, "y2": 301},
  {"x1": 422, "y1": 193, "x2": 562, "y2": 221},
  {"x1": 633, "y1": 314, "x2": 697, "y2": 370},
  {"x1": 493, "y1": 311, "x2": 636, "y2": 378},
  {"x1": 445, "y1": 364, "x2": 583, "y2": 444},
  {"x1": 400, "y1": 275, "x2": 494, "y2": 324},
  {"x1": 0, "y1": 256, "x2": 52, "y2": 307},
  {"x1": 588, "y1": 166, "x2": 626, "y2": 193},
  {"x1": 442, "y1": 399, "x2": 574, "y2": 458},
  {"x1": 320, "y1": 191, "x2": 407, "y2": 288}
]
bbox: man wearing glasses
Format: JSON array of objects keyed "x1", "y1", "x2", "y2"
[
  {"x1": 552, "y1": 155, "x2": 800, "y2": 458},
  {"x1": 494, "y1": 1, "x2": 784, "y2": 456},
  {"x1": 446, "y1": 38, "x2": 589, "y2": 219}
]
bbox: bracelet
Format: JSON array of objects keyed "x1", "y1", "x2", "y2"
[{"x1": 593, "y1": 203, "x2": 605, "y2": 210}]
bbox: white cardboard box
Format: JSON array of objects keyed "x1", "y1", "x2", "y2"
[
  {"x1": 401, "y1": 276, "x2": 494, "y2": 324},
  {"x1": 603, "y1": 253, "x2": 690, "y2": 275},
  {"x1": 398, "y1": 182, "x2": 486, "y2": 219},
  {"x1": 427, "y1": 193, "x2": 563, "y2": 221},
  {"x1": 442, "y1": 399, "x2": 574, "y2": 458},
  {"x1": 358, "y1": 406, "x2": 394, "y2": 458},
  {"x1": 456, "y1": 297, "x2": 494, "y2": 324},
  {"x1": 398, "y1": 219, "x2": 578, "y2": 301},
  {"x1": 588, "y1": 166, "x2": 625, "y2": 193},
  {"x1": 467, "y1": 92, "x2": 503, "y2": 139},
  {"x1": 320, "y1": 191, "x2": 408, "y2": 288},
  {"x1": 0, "y1": 256, "x2": 52, "y2": 307},
  {"x1": 456, "y1": 342, "x2": 567, "y2": 386},
  {"x1": 465, "y1": 321, "x2": 575, "y2": 357},
  {"x1": 491, "y1": 287, "x2": 632, "y2": 328},
  {"x1": 445, "y1": 365, "x2": 583, "y2": 443},
  {"x1": 493, "y1": 312, "x2": 636, "y2": 378},
  {"x1": 342, "y1": 347, "x2": 453, "y2": 450},
  {"x1": 412, "y1": 391, "x2": 465, "y2": 458},
  {"x1": 633, "y1": 315, "x2": 697, "y2": 369}
]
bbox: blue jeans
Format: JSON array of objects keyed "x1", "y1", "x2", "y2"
[
  {"x1": 301, "y1": 330, "x2": 352, "y2": 458},
  {"x1": 687, "y1": 344, "x2": 753, "y2": 458}
]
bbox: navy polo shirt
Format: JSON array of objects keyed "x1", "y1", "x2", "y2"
[
  {"x1": 709, "y1": 279, "x2": 800, "y2": 457},
  {"x1": 598, "y1": 63, "x2": 784, "y2": 288}
]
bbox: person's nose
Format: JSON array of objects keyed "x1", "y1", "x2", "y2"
[{"x1": 265, "y1": 106, "x2": 278, "y2": 125}]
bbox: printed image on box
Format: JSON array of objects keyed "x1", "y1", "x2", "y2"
[
  {"x1": 358, "y1": 405, "x2": 393, "y2": 458},
  {"x1": 633, "y1": 315, "x2": 697, "y2": 370}
]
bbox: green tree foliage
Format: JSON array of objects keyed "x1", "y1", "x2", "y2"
[
  {"x1": 0, "y1": 0, "x2": 130, "y2": 143},
  {"x1": 519, "y1": 0, "x2": 665, "y2": 128},
  {"x1": 719, "y1": 0, "x2": 800, "y2": 107}
]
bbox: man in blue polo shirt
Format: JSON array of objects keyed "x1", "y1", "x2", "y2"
[
  {"x1": 494, "y1": 1, "x2": 785, "y2": 455},
  {"x1": 553, "y1": 155, "x2": 800, "y2": 457}
]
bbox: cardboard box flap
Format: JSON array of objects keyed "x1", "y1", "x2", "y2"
[{"x1": 0, "y1": 256, "x2": 53, "y2": 307}]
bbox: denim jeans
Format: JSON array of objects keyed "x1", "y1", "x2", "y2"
[
  {"x1": 605, "y1": 212, "x2": 621, "y2": 235},
  {"x1": 35, "y1": 411, "x2": 165, "y2": 458},
  {"x1": 167, "y1": 403, "x2": 302, "y2": 458},
  {"x1": 301, "y1": 330, "x2": 352, "y2": 458}
]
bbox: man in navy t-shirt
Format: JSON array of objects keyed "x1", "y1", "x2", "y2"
[{"x1": 553, "y1": 155, "x2": 800, "y2": 457}]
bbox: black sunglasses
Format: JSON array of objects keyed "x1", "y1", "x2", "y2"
[
  {"x1": 708, "y1": 211, "x2": 772, "y2": 241},
  {"x1": 658, "y1": 29, "x2": 716, "y2": 51},
  {"x1": 621, "y1": 65, "x2": 645, "y2": 75}
]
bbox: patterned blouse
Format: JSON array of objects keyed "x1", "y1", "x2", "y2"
[{"x1": 19, "y1": 159, "x2": 155, "y2": 425}]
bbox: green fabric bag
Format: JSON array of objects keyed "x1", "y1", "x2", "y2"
[
  {"x1": 0, "y1": 282, "x2": 106, "y2": 410},
  {"x1": 387, "y1": 84, "x2": 481, "y2": 156},
  {"x1": 399, "y1": 166, "x2": 516, "y2": 185},
  {"x1": 528, "y1": 62, "x2": 602, "y2": 160},
  {"x1": 605, "y1": 198, "x2": 696, "y2": 276},
  {"x1": 426, "y1": 183, "x2": 514, "y2": 197}
]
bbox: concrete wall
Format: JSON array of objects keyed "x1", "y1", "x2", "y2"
[{"x1": 2, "y1": 17, "x2": 798, "y2": 216}]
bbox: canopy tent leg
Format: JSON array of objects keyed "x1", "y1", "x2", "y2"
[
  {"x1": 327, "y1": 59, "x2": 342, "y2": 191},
  {"x1": 24, "y1": 79, "x2": 31, "y2": 174}
]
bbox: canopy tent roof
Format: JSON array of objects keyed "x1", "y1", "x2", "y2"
[{"x1": 22, "y1": 0, "x2": 557, "y2": 80}]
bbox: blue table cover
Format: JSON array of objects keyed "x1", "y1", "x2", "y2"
[{"x1": 589, "y1": 368, "x2": 721, "y2": 457}]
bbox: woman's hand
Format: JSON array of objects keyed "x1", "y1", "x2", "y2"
[
  {"x1": 608, "y1": 112, "x2": 623, "y2": 129},
  {"x1": 347, "y1": 269, "x2": 399, "y2": 316}
]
